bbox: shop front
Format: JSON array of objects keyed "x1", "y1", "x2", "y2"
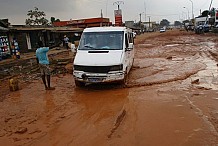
[{"x1": 0, "y1": 26, "x2": 10, "y2": 61}]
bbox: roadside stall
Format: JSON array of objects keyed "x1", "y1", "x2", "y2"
[{"x1": 0, "y1": 26, "x2": 10, "y2": 61}]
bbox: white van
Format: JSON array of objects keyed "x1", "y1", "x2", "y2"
[{"x1": 73, "y1": 27, "x2": 134, "y2": 87}]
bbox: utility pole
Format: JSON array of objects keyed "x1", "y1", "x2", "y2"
[
  {"x1": 188, "y1": 0, "x2": 194, "y2": 20},
  {"x1": 182, "y1": 11, "x2": 187, "y2": 20},
  {"x1": 144, "y1": 1, "x2": 146, "y2": 22},
  {"x1": 139, "y1": 13, "x2": 142, "y2": 23},
  {"x1": 139, "y1": 12, "x2": 144, "y2": 23},
  {"x1": 148, "y1": 16, "x2": 151, "y2": 29},
  {"x1": 100, "y1": 9, "x2": 103, "y2": 27},
  {"x1": 106, "y1": 0, "x2": 109, "y2": 17},
  {"x1": 183, "y1": 7, "x2": 190, "y2": 20},
  {"x1": 139, "y1": 12, "x2": 144, "y2": 33},
  {"x1": 113, "y1": 1, "x2": 124, "y2": 10},
  {"x1": 101, "y1": 9, "x2": 103, "y2": 18}
]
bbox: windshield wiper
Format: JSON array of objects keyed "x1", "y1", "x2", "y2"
[{"x1": 84, "y1": 45, "x2": 94, "y2": 49}]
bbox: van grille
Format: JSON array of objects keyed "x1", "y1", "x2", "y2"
[{"x1": 74, "y1": 65, "x2": 123, "y2": 73}]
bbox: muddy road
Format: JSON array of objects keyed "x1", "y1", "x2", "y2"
[{"x1": 1, "y1": 30, "x2": 218, "y2": 146}]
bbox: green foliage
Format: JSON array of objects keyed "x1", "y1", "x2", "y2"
[
  {"x1": 50, "y1": 17, "x2": 61, "y2": 24},
  {"x1": 210, "y1": 8, "x2": 216, "y2": 17},
  {"x1": 25, "y1": 7, "x2": 49, "y2": 25},
  {"x1": 160, "y1": 19, "x2": 170, "y2": 27},
  {"x1": 201, "y1": 10, "x2": 209, "y2": 17},
  {"x1": 174, "y1": 21, "x2": 182, "y2": 26},
  {"x1": 51, "y1": 17, "x2": 56, "y2": 23}
]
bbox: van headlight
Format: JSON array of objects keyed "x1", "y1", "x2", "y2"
[{"x1": 110, "y1": 64, "x2": 123, "y2": 71}]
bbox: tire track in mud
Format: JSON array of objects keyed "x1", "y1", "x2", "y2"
[
  {"x1": 108, "y1": 109, "x2": 126, "y2": 138},
  {"x1": 127, "y1": 34, "x2": 218, "y2": 89},
  {"x1": 185, "y1": 95, "x2": 218, "y2": 136},
  {"x1": 126, "y1": 59, "x2": 205, "y2": 88}
]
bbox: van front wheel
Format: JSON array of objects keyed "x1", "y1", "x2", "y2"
[
  {"x1": 119, "y1": 70, "x2": 128, "y2": 85},
  {"x1": 75, "y1": 80, "x2": 85, "y2": 87}
]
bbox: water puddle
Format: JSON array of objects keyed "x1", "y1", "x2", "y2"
[
  {"x1": 127, "y1": 57, "x2": 204, "y2": 88},
  {"x1": 165, "y1": 44, "x2": 180, "y2": 47},
  {"x1": 137, "y1": 44, "x2": 154, "y2": 48},
  {"x1": 194, "y1": 42, "x2": 216, "y2": 51},
  {"x1": 190, "y1": 52, "x2": 218, "y2": 90}
]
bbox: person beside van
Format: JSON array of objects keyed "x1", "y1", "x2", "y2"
[
  {"x1": 36, "y1": 41, "x2": 55, "y2": 90},
  {"x1": 63, "y1": 35, "x2": 69, "y2": 49}
]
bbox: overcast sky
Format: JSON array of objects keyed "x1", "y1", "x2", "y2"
[{"x1": 0, "y1": 0, "x2": 217, "y2": 25}]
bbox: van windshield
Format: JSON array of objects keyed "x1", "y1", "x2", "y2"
[{"x1": 78, "y1": 31, "x2": 124, "y2": 50}]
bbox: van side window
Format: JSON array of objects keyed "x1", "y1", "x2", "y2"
[{"x1": 125, "y1": 33, "x2": 129, "y2": 48}]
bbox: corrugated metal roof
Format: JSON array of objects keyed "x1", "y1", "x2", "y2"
[
  {"x1": 9, "y1": 26, "x2": 83, "y2": 32},
  {"x1": 0, "y1": 26, "x2": 9, "y2": 31}
]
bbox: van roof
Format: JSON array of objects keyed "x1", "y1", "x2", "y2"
[{"x1": 83, "y1": 27, "x2": 130, "y2": 32}]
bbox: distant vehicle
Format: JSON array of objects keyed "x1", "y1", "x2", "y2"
[
  {"x1": 148, "y1": 28, "x2": 154, "y2": 32},
  {"x1": 159, "y1": 28, "x2": 166, "y2": 33},
  {"x1": 73, "y1": 27, "x2": 135, "y2": 87},
  {"x1": 215, "y1": 10, "x2": 218, "y2": 27},
  {"x1": 187, "y1": 24, "x2": 194, "y2": 31},
  {"x1": 194, "y1": 16, "x2": 210, "y2": 34},
  {"x1": 195, "y1": 21, "x2": 209, "y2": 34}
]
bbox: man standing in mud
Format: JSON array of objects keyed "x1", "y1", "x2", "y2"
[{"x1": 36, "y1": 41, "x2": 55, "y2": 90}]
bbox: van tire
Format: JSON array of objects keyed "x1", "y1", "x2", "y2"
[
  {"x1": 119, "y1": 70, "x2": 128, "y2": 85},
  {"x1": 75, "y1": 80, "x2": 85, "y2": 87},
  {"x1": 132, "y1": 58, "x2": 134, "y2": 66}
]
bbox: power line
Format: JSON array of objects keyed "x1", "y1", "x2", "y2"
[
  {"x1": 144, "y1": 1, "x2": 146, "y2": 22},
  {"x1": 146, "y1": 13, "x2": 179, "y2": 17}
]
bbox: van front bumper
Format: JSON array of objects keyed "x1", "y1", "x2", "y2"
[{"x1": 73, "y1": 71, "x2": 125, "y2": 83}]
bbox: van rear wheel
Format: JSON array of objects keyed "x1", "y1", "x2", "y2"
[{"x1": 75, "y1": 80, "x2": 85, "y2": 87}]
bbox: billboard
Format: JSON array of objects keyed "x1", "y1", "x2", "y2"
[{"x1": 114, "y1": 10, "x2": 123, "y2": 26}]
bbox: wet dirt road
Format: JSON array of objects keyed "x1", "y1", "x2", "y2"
[{"x1": 1, "y1": 30, "x2": 218, "y2": 146}]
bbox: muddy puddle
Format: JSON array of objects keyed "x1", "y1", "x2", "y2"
[{"x1": 1, "y1": 30, "x2": 218, "y2": 145}]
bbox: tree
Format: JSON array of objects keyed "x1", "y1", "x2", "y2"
[
  {"x1": 56, "y1": 19, "x2": 60, "y2": 22},
  {"x1": 201, "y1": 10, "x2": 210, "y2": 17},
  {"x1": 25, "y1": 7, "x2": 49, "y2": 25},
  {"x1": 51, "y1": 17, "x2": 61, "y2": 24},
  {"x1": 51, "y1": 17, "x2": 56, "y2": 24},
  {"x1": 160, "y1": 19, "x2": 170, "y2": 27},
  {"x1": 210, "y1": 8, "x2": 216, "y2": 17},
  {"x1": 174, "y1": 21, "x2": 182, "y2": 26}
]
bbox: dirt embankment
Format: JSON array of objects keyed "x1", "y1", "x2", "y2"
[{"x1": 0, "y1": 50, "x2": 74, "y2": 102}]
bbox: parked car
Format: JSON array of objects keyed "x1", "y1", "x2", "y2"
[
  {"x1": 195, "y1": 22, "x2": 210, "y2": 34},
  {"x1": 187, "y1": 24, "x2": 194, "y2": 31},
  {"x1": 159, "y1": 28, "x2": 166, "y2": 33},
  {"x1": 73, "y1": 27, "x2": 135, "y2": 87}
]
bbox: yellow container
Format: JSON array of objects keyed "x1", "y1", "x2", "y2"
[{"x1": 9, "y1": 78, "x2": 19, "y2": 91}]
